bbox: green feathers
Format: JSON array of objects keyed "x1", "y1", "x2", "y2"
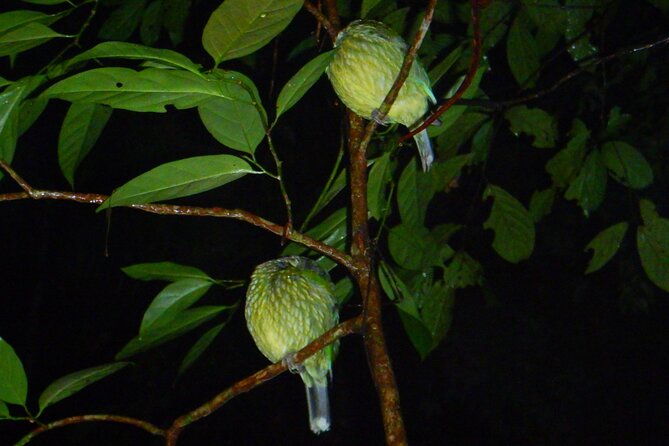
[
  {"x1": 327, "y1": 20, "x2": 436, "y2": 170},
  {"x1": 245, "y1": 256, "x2": 339, "y2": 434}
]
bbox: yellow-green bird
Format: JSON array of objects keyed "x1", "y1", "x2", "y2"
[
  {"x1": 327, "y1": 19, "x2": 437, "y2": 171},
  {"x1": 245, "y1": 256, "x2": 339, "y2": 434}
]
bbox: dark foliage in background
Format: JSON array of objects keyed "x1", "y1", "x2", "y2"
[{"x1": 1, "y1": 0, "x2": 668, "y2": 444}]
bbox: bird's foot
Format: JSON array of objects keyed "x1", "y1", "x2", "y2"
[
  {"x1": 371, "y1": 108, "x2": 390, "y2": 126},
  {"x1": 282, "y1": 353, "x2": 304, "y2": 374}
]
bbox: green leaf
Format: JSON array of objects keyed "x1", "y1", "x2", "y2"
[
  {"x1": 506, "y1": 15, "x2": 540, "y2": 88},
  {"x1": 276, "y1": 51, "x2": 334, "y2": 120},
  {"x1": 140, "y1": 279, "x2": 213, "y2": 334},
  {"x1": 470, "y1": 118, "x2": 493, "y2": 165},
  {"x1": 602, "y1": 106, "x2": 631, "y2": 139},
  {"x1": 535, "y1": 28, "x2": 561, "y2": 57},
  {"x1": 38, "y1": 362, "x2": 130, "y2": 413},
  {"x1": 0, "y1": 338, "x2": 28, "y2": 405},
  {"x1": 98, "y1": 0, "x2": 147, "y2": 41},
  {"x1": 0, "y1": 22, "x2": 68, "y2": 58},
  {"x1": 0, "y1": 86, "x2": 23, "y2": 178},
  {"x1": 505, "y1": 106, "x2": 557, "y2": 148},
  {"x1": 116, "y1": 306, "x2": 228, "y2": 359},
  {"x1": 282, "y1": 208, "x2": 348, "y2": 260},
  {"x1": 522, "y1": 0, "x2": 565, "y2": 33},
  {"x1": 584, "y1": 222, "x2": 629, "y2": 274},
  {"x1": 0, "y1": 10, "x2": 50, "y2": 35},
  {"x1": 202, "y1": 0, "x2": 303, "y2": 65},
  {"x1": 333, "y1": 277, "x2": 354, "y2": 306},
  {"x1": 428, "y1": 65, "x2": 486, "y2": 137},
  {"x1": 301, "y1": 166, "x2": 347, "y2": 228},
  {"x1": 66, "y1": 42, "x2": 202, "y2": 74},
  {"x1": 546, "y1": 119, "x2": 590, "y2": 187},
  {"x1": 58, "y1": 103, "x2": 113, "y2": 188},
  {"x1": 477, "y1": 0, "x2": 513, "y2": 50},
  {"x1": 483, "y1": 185, "x2": 535, "y2": 263},
  {"x1": 432, "y1": 154, "x2": 472, "y2": 191},
  {"x1": 565, "y1": 0, "x2": 598, "y2": 62},
  {"x1": 140, "y1": 0, "x2": 163, "y2": 46},
  {"x1": 0, "y1": 400, "x2": 8, "y2": 417},
  {"x1": 367, "y1": 152, "x2": 392, "y2": 220},
  {"x1": 98, "y1": 155, "x2": 257, "y2": 210},
  {"x1": 378, "y1": 261, "x2": 409, "y2": 303},
  {"x1": 428, "y1": 44, "x2": 463, "y2": 85},
  {"x1": 378, "y1": 263, "x2": 433, "y2": 358},
  {"x1": 435, "y1": 111, "x2": 487, "y2": 158},
  {"x1": 565, "y1": 150, "x2": 607, "y2": 216},
  {"x1": 122, "y1": 261, "x2": 214, "y2": 282},
  {"x1": 382, "y1": 7, "x2": 410, "y2": 34},
  {"x1": 361, "y1": 0, "x2": 383, "y2": 17},
  {"x1": 397, "y1": 158, "x2": 434, "y2": 228},
  {"x1": 397, "y1": 306, "x2": 433, "y2": 359},
  {"x1": 198, "y1": 72, "x2": 266, "y2": 154},
  {"x1": 421, "y1": 282, "x2": 455, "y2": 352},
  {"x1": 163, "y1": 0, "x2": 192, "y2": 45},
  {"x1": 443, "y1": 251, "x2": 483, "y2": 288},
  {"x1": 637, "y1": 200, "x2": 669, "y2": 292},
  {"x1": 18, "y1": 96, "x2": 48, "y2": 136},
  {"x1": 388, "y1": 224, "x2": 444, "y2": 271},
  {"x1": 601, "y1": 141, "x2": 654, "y2": 189},
  {"x1": 43, "y1": 68, "x2": 236, "y2": 113},
  {"x1": 647, "y1": 0, "x2": 669, "y2": 11},
  {"x1": 529, "y1": 187, "x2": 555, "y2": 223},
  {"x1": 178, "y1": 322, "x2": 226, "y2": 376}
]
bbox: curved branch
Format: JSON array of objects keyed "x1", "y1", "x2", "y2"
[
  {"x1": 14, "y1": 415, "x2": 164, "y2": 446},
  {"x1": 303, "y1": 1, "x2": 339, "y2": 43},
  {"x1": 501, "y1": 34, "x2": 669, "y2": 108},
  {"x1": 400, "y1": 0, "x2": 483, "y2": 143},
  {"x1": 164, "y1": 316, "x2": 363, "y2": 445},
  {"x1": 359, "y1": 0, "x2": 438, "y2": 152},
  {"x1": 0, "y1": 160, "x2": 353, "y2": 270}
]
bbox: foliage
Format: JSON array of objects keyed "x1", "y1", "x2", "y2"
[{"x1": 0, "y1": 0, "x2": 667, "y2": 443}]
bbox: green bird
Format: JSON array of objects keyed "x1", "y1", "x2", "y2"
[
  {"x1": 245, "y1": 256, "x2": 339, "y2": 434},
  {"x1": 327, "y1": 19, "x2": 437, "y2": 171}
]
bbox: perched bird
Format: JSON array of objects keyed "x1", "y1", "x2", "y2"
[
  {"x1": 245, "y1": 256, "x2": 339, "y2": 434},
  {"x1": 327, "y1": 19, "x2": 437, "y2": 171}
]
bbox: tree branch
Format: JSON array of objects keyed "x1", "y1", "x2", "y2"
[
  {"x1": 13, "y1": 317, "x2": 362, "y2": 446},
  {"x1": 360, "y1": 0, "x2": 438, "y2": 152},
  {"x1": 0, "y1": 160, "x2": 353, "y2": 269},
  {"x1": 345, "y1": 2, "x2": 438, "y2": 445},
  {"x1": 400, "y1": 0, "x2": 483, "y2": 143},
  {"x1": 14, "y1": 415, "x2": 164, "y2": 446},
  {"x1": 303, "y1": 1, "x2": 339, "y2": 43},
  {"x1": 164, "y1": 316, "x2": 363, "y2": 445},
  {"x1": 500, "y1": 34, "x2": 669, "y2": 108}
]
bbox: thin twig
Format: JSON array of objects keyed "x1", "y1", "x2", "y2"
[
  {"x1": 360, "y1": 0, "x2": 439, "y2": 153},
  {"x1": 500, "y1": 34, "x2": 669, "y2": 108},
  {"x1": 164, "y1": 316, "x2": 363, "y2": 445},
  {"x1": 303, "y1": 1, "x2": 338, "y2": 43},
  {"x1": 324, "y1": 0, "x2": 341, "y2": 31},
  {"x1": 0, "y1": 160, "x2": 352, "y2": 269},
  {"x1": 265, "y1": 133, "x2": 294, "y2": 235},
  {"x1": 401, "y1": 0, "x2": 483, "y2": 143},
  {"x1": 14, "y1": 415, "x2": 164, "y2": 446}
]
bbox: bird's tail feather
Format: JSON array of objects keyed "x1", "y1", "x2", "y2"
[
  {"x1": 305, "y1": 383, "x2": 330, "y2": 434},
  {"x1": 413, "y1": 129, "x2": 434, "y2": 171}
]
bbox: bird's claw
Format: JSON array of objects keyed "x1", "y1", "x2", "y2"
[
  {"x1": 282, "y1": 353, "x2": 304, "y2": 374},
  {"x1": 371, "y1": 108, "x2": 390, "y2": 126}
]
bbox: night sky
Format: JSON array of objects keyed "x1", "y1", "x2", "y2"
[{"x1": 1, "y1": 1, "x2": 669, "y2": 445}]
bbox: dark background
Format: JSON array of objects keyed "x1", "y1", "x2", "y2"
[{"x1": 1, "y1": 1, "x2": 669, "y2": 445}]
